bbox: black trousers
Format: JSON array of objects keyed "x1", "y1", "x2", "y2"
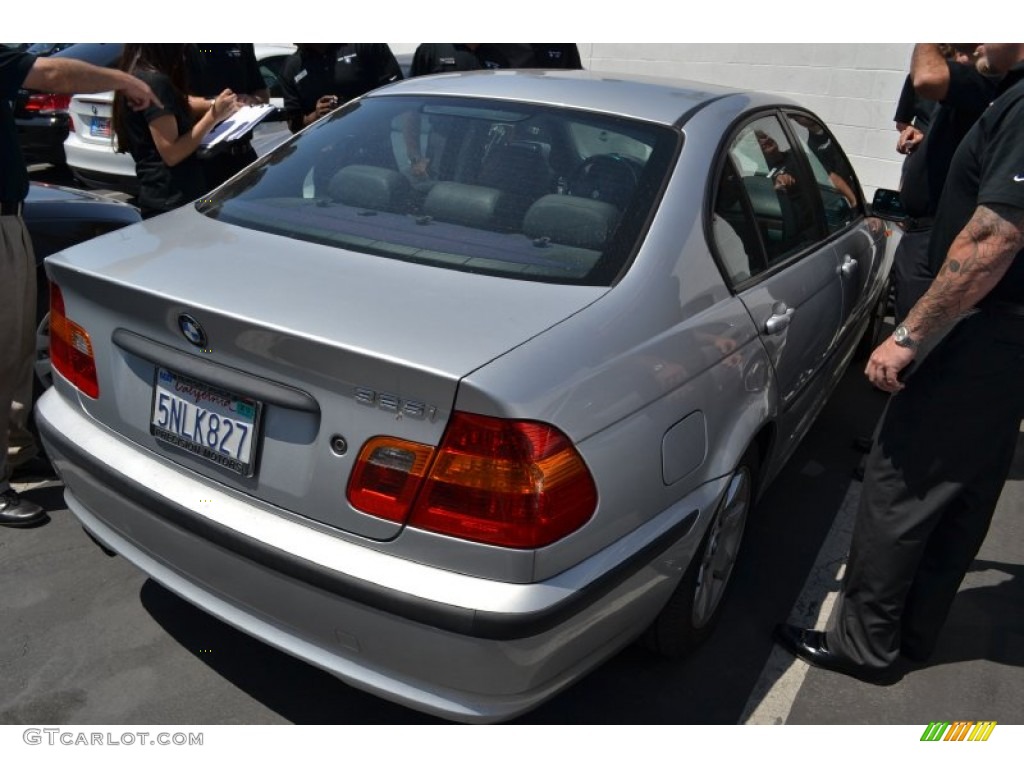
[{"x1": 828, "y1": 309, "x2": 1024, "y2": 668}]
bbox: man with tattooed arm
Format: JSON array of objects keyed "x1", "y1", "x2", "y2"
[{"x1": 775, "y1": 43, "x2": 1024, "y2": 682}]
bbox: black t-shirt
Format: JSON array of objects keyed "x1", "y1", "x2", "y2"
[
  {"x1": 1, "y1": 48, "x2": 36, "y2": 203},
  {"x1": 186, "y1": 43, "x2": 264, "y2": 98},
  {"x1": 893, "y1": 74, "x2": 936, "y2": 133},
  {"x1": 410, "y1": 44, "x2": 487, "y2": 77},
  {"x1": 928, "y1": 64, "x2": 1024, "y2": 306},
  {"x1": 280, "y1": 44, "x2": 402, "y2": 132},
  {"x1": 900, "y1": 62, "x2": 998, "y2": 218},
  {"x1": 530, "y1": 44, "x2": 582, "y2": 69},
  {"x1": 123, "y1": 68, "x2": 207, "y2": 214}
]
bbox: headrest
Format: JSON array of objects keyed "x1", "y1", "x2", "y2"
[
  {"x1": 329, "y1": 165, "x2": 410, "y2": 212},
  {"x1": 423, "y1": 182, "x2": 503, "y2": 229},
  {"x1": 523, "y1": 194, "x2": 620, "y2": 251}
]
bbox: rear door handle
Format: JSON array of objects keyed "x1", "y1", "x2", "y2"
[{"x1": 765, "y1": 302, "x2": 795, "y2": 335}]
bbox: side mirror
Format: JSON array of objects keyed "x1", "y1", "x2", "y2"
[{"x1": 870, "y1": 188, "x2": 907, "y2": 222}]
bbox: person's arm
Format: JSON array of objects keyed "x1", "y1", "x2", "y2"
[
  {"x1": 911, "y1": 43, "x2": 952, "y2": 101},
  {"x1": 23, "y1": 55, "x2": 159, "y2": 109},
  {"x1": 148, "y1": 89, "x2": 238, "y2": 167},
  {"x1": 865, "y1": 202, "x2": 1024, "y2": 391}
]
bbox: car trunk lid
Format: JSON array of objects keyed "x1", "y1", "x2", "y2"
[{"x1": 45, "y1": 208, "x2": 605, "y2": 540}]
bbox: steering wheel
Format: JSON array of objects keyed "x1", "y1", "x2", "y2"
[{"x1": 567, "y1": 153, "x2": 640, "y2": 209}]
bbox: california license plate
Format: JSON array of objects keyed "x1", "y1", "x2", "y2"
[
  {"x1": 89, "y1": 116, "x2": 111, "y2": 138},
  {"x1": 150, "y1": 368, "x2": 261, "y2": 476}
]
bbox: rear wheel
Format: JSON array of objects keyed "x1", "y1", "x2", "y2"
[{"x1": 641, "y1": 447, "x2": 758, "y2": 659}]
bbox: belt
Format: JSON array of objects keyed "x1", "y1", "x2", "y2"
[
  {"x1": 979, "y1": 301, "x2": 1024, "y2": 318},
  {"x1": 1, "y1": 200, "x2": 24, "y2": 217},
  {"x1": 901, "y1": 216, "x2": 934, "y2": 232}
]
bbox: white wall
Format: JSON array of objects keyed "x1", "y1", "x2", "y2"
[{"x1": 577, "y1": 43, "x2": 914, "y2": 196}]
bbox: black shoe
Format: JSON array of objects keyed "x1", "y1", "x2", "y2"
[
  {"x1": 0, "y1": 489, "x2": 49, "y2": 527},
  {"x1": 773, "y1": 624, "x2": 900, "y2": 684}
]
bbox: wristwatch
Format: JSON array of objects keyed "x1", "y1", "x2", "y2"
[{"x1": 892, "y1": 324, "x2": 919, "y2": 350}]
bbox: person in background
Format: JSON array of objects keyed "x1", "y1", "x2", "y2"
[
  {"x1": 775, "y1": 43, "x2": 1024, "y2": 683},
  {"x1": 279, "y1": 44, "x2": 402, "y2": 134},
  {"x1": 186, "y1": 43, "x2": 269, "y2": 188},
  {"x1": 409, "y1": 43, "x2": 507, "y2": 77},
  {"x1": 891, "y1": 43, "x2": 996, "y2": 322},
  {"x1": 1, "y1": 46, "x2": 158, "y2": 526},
  {"x1": 113, "y1": 44, "x2": 240, "y2": 218}
]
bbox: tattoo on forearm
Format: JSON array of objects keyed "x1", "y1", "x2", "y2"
[{"x1": 906, "y1": 204, "x2": 1024, "y2": 338}]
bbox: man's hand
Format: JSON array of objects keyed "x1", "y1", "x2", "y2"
[
  {"x1": 121, "y1": 73, "x2": 161, "y2": 111},
  {"x1": 897, "y1": 124, "x2": 925, "y2": 154},
  {"x1": 865, "y1": 335, "x2": 917, "y2": 392},
  {"x1": 773, "y1": 171, "x2": 797, "y2": 192}
]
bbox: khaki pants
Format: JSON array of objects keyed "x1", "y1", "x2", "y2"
[{"x1": 1, "y1": 213, "x2": 38, "y2": 493}]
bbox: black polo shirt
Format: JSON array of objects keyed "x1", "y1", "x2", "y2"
[
  {"x1": 186, "y1": 43, "x2": 264, "y2": 99},
  {"x1": 929, "y1": 63, "x2": 1024, "y2": 306},
  {"x1": 530, "y1": 44, "x2": 582, "y2": 69},
  {"x1": 1, "y1": 48, "x2": 36, "y2": 204},
  {"x1": 280, "y1": 44, "x2": 402, "y2": 130},
  {"x1": 410, "y1": 44, "x2": 487, "y2": 77},
  {"x1": 122, "y1": 68, "x2": 207, "y2": 214},
  {"x1": 900, "y1": 61, "x2": 997, "y2": 218}
]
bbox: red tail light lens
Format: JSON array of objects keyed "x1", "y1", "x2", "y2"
[
  {"x1": 49, "y1": 283, "x2": 100, "y2": 398},
  {"x1": 25, "y1": 93, "x2": 71, "y2": 113},
  {"x1": 412, "y1": 413, "x2": 597, "y2": 548},
  {"x1": 348, "y1": 413, "x2": 598, "y2": 548}
]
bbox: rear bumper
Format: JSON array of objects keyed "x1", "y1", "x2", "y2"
[{"x1": 36, "y1": 386, "x2": 721, "y2": 722}]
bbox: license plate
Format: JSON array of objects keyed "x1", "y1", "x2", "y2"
[
  {"x1": 89, "y1": 116, "x2": 111, "y2": 138},
  {"x1": 150, "y1": 368, "x2": 261, "y2": 476}
]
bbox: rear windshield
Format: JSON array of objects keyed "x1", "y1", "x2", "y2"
[{"x1": 199, "y1": 95, "x2": 678, "y2": 285}]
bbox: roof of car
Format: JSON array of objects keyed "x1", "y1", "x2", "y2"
[{"x1": 371, "y1": 68, "x2": 777, "y2": 127}]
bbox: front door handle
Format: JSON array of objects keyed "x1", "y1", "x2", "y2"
[
  {"x1": 839, "y1": 254, "x2": 858, "y2": 277},
  {"x1": 765, "y1": 302, "x2": 795, "y2": 335}
]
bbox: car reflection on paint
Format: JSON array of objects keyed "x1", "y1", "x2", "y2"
[{"x1": 35, "y1": 69, "x2": 892, "y2": 722}]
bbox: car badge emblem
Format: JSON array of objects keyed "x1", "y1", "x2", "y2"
[{"x1": 177, "y1": 314, "x2": 208, "y2": 348}]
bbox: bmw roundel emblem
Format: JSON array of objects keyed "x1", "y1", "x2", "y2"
[{"x1": 177, "y1": 314, "x2": 208, "y2": 348}]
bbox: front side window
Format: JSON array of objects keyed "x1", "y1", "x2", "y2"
[{"x1": 199, "y1": 95, "x2": 678, "y2": 286}]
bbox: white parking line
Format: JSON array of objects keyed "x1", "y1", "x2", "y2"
[{"x1": 739, "y1": 474, "x2": 862, "y2": 724}]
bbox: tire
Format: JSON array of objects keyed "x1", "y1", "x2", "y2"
[{"x1": 641, "y1": 447, "x2": 759, "y2": 659}]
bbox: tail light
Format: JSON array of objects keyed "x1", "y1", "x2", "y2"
[
  {"x1": 49, "y1": 283, "x2": 99, "y2": 398},
  {"x1": 347, "y1": 413, "x2": 597, "y2": 549},
  {"x1": 25, "y1": 93, "x2": 71, "y2": 113}
]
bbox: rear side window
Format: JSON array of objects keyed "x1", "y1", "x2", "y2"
[
  {"x1": 784, "y1": 111, "x2": 862, "y2": 235},
  {"x1": 200, "y1": 95, "x2": 678, "y2": 285}
]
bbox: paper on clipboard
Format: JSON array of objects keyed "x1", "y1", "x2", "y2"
[{"x1": 201, "y1": 104, "x2": 276, "y2": 147}]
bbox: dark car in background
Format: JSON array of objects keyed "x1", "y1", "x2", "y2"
[
  {"x1": 14, "y1": 43, "x2": 123, "y2": 167},
  {"x1": 24, "y1": 181, "x2": 142, "y2": 388}
]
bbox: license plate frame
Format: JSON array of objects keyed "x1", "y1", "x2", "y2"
[{"x1": 150, "y1": 367, "x2": 262, "y2": 476}]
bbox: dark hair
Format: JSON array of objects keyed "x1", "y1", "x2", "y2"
[{"x1": 112, "y1": 44, "x2": 189, "y2": 153}]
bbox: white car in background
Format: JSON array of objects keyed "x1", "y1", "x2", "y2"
[{"x1": 64, "y1": 44, "x2": 296, "y2": 195}]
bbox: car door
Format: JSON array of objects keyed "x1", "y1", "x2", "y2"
[
  {"x1": 783, "y1": 110, "x2": 883, "y2": 344},
  {"x1": 710, "y1": 114, "x2": 842, "y2": 424}
]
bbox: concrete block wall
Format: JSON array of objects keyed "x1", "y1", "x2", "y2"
[{"x1": 578, "y1": 43, "x2": 915, "y2": 196}]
